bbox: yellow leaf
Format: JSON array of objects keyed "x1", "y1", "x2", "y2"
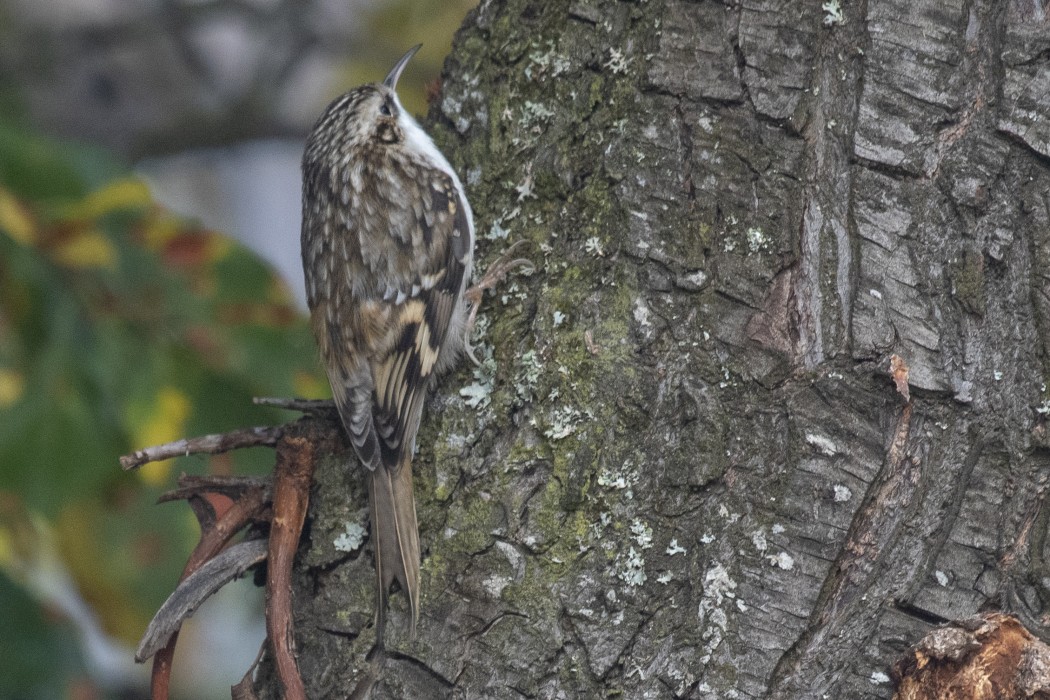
[
  {"x1": 0, "y1": 369, "x2": 25, "y2": 407},
  {"x1": 133, "y1": 387, "x2": 192, "y2": 487},
  {"x1": 51, "y1": 227, "x2": 118, "y2": 270},
  {"x1": 140, "y1": 211, "x2": 184, "y2": 250},
  {"x1": 207, "y1": 232, "x2": 233, "y2": 262},
  {"x1": 0, "y1": 525, "x2": 12, "y2": 571},
  {"x1": 65, "y1": 177, "x2": 152, "y2": 221},
  {"x1": 0, "y1": 187, "x2": 36, "y2": 245}
]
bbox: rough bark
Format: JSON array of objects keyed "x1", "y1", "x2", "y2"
[{"x1": 258, "y1": 0, "x2": 1050, "y2": 697}]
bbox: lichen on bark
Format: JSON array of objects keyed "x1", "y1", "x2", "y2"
[{"x1": 258, "y1": 0, "x2": 1050, "y2": 698}]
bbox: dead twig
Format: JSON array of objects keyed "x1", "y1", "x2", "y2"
[
  {"x1": 157, "y1": 475, "x2": 271, "y2": 507},
  {"x1": 120, "y1": 426, "x2": 284, "y2": 471},
  {"x1": 253, "y1": 396, "x2": 337, "y2": 414}
]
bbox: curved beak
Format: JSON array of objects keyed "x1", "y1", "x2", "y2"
[{"x1": 383, "y1": 44, "x2": 422, "y2": 90}]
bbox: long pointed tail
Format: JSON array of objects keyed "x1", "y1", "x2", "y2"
[{"x1": 367, "y1": 459, "x2": 420, "y2": 643}]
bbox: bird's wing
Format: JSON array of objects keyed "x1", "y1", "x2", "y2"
[
  {"x1": 301, "y1": 159, "x2": 471, "y2": 472},
  {"x1": 367, "y1": 166, "x2": 472, "y2": 470}
]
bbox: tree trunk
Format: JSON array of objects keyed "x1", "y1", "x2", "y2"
[{"x1": 258, "y1": 1, "x2": 1050, "y2": 697}]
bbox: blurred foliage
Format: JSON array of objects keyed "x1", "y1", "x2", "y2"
[
  {"x1": 0, "y1": 120, "x2": 326, "y2": 699},
  {"x1": 341, "y1": 0, "x2": 479, "y2": 117},
  {"x1": 0, "y1": 1, "x2": 476, "y2": 695}
]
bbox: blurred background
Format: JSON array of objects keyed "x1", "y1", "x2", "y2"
[{"x1": 0, "y1": 1, "x2": 474, "y2": 697}]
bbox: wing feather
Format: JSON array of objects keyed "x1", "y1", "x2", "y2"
[
  {"x1": 303, "y1": 153, "x2": 471, "y2": 472},
  {"x1": 368, "y1": 173, "x2": 471, "y2": 471}
]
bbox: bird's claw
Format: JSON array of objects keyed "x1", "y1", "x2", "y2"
[
  {"x1": 463, "y1": 241, "x2": 535, "y2": 366},
  {"x1": 465, "y1": 239, "x2": 535, "y2": 306}
]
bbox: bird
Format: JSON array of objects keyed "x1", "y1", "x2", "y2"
[{"x1": 300, "y1": 44, "x2": 474, "y2": 642}]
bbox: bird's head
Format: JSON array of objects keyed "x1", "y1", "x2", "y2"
[{"x1": 304, "y1": 45, "x2": 421, "y2": 160}]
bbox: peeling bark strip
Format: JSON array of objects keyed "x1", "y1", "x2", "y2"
[
  {"x1": 265, "y1": 435, "x2": 315, "y2": 700},
  {"x1": 254, "y1": 0, "x2": 1050, "y2": 697},
  {"x1": 141, "y1": 476, "x2": 271, "y2": 699},
  {"x1": 137, "y1": 540, "x2": 269, "y2": 661}
]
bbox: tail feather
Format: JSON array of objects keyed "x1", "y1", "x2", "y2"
[{"x1": 367, "y1": 459, "x2": 420, "y2": 642}]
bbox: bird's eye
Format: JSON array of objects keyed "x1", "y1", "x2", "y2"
[{"x1": 379, "y1": 101, "x2": 392, "y2": 117}]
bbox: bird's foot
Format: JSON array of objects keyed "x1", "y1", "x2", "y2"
[{"x1": 463, "y1": 240, "x2": 534, "y2": 365}]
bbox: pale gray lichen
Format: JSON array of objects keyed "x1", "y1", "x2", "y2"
[
  {"x1": 630, "y1": 519, "x2": 653, "y2": 549},
  {"x1": 698, "y1": 563, "x2": 740, "y2": 664},
  {"x1": 520, "y1": 101, "x2": 555, "y2": 128},
  {"x1": 483, "y1": 574, "x2": 512, "y2": 598},
  {"x1": 822, "y1": 0, "x2": 843, "y2": 25},
  {"x1": 514, "y1": 171, "x2": 536, "y2": 201},
  {"x1": 460, "y1": 315, "x2": 497, "y2": 410},
  {"x1": 486, "y1": 221, "x2": 510, "y2": 240},
  {"x1": 718, "y1": 365, "x2": 737, "y2": 390},
  {"x1": 750, "y1": 529, "x2": 768, "y2": 552},
  {"x1": 540, "y1": 404, "x2": 584, "y2": 440},
  {"x1": 461, "y1": 380, "x2": 493, "y2": 410},
  {"x1": 333, "y1": 522, "x2": 366, "y2": 553},
  {"x1": 745, "y1": 226, "x2": 771, "y2": 253},
  {"x1": 616, "y1": 546, "x2": 647, "y2": 586},
  {"x1": 524, "y1": 40, "x2": 573, "y2": 80},
  {"x1": 596, "y1": 460, "x2": 640, "y2": 499},
  {"x1": 584, "y1": 236, "x2": 605, "y2": 256},
  {"x1": 604, "y1": 47, "x2": 630, "y2": 74},
  {"x1": 513, "y1": 349, "x2": 542, "y2": 402},
  {"x1": 701, "y1": 563, "x2": 738, "y2": 610},
  {"x1": 717, "y1": 503, "x2": 741, "y2": 524},
  {"x1": 633, "y1": 298, "x2": 652, "y2": 329}
]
